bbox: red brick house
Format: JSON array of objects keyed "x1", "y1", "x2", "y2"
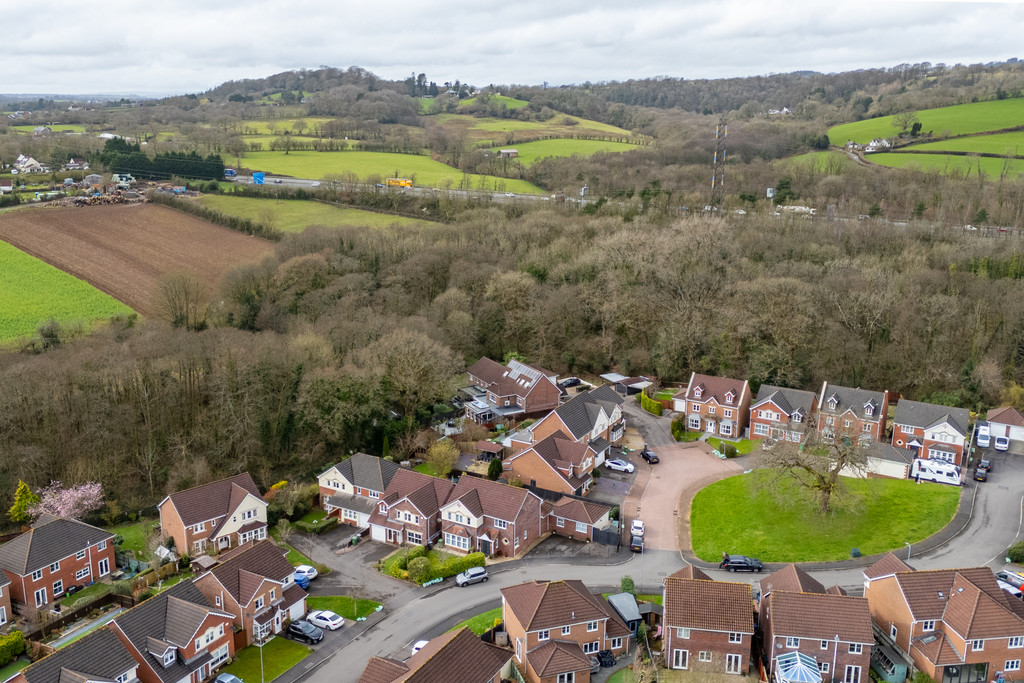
[
  {"x1": 192, "y1": 539, "x2": 307, "y2": 646},
  {"x1": 673, "y1": 373, "x2": 752, "y2": 438},
  {"x1": 510, "y1": 385, "x2": 625, "y2": 467},
  {"x1": 502, "y1": 579, "x2": 631, "y2": 683},
  {"x1": 359, "y1": 627, "x2": 512, "y2": 683},
  {"x1": 506, "y1": 433, "x2": 595, "y2": 496},
  {"x1": 864, "y1": 553, "x2": 1024, "y2": 682},
  {"x1": 11, "y1": 628, "x2": 139, "y2": 683},
  {"x1": 0, "y1": 573, "x2": 10, "y2": 628},
  {"x1": 662, "y1": 565, "x2": 754, "y2": 674},
  {"x1": 367, "y1": 469, "x2": 454, "y2": 547},
  {"x1": 749, "y1": 385, "x2": 817, "y2": 444},
  {"x1": 317, "y1": 452, "x2": 401, "y2": 528},
  {"x1": 109, "y1": 581, "x2": 235, "y2": 683},
  {"x1": 544, "y1": 498, "x2": 613, "y2": 543},
  {"x1": 0, "y1": 514, "x2": 114, "y2": 613},
  {"x1": 815, "y1": 383, "x2": 890, "y2": 444},
  {"x1": 891, "y1": 399, "x2": 971, "y2": 466},
  {"x1": 158, "y1": 473, "x2": 267, "y2": 557},
  {"x1": 464, "y1": 357, "x2": 562, "y2": 426},
  {"x1": 439, "y1": 476, "x2": 543, "y2": 558}
]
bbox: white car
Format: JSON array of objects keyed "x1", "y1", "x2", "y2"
[
  {"x1": 411, "y1": 640, "x2": 429, "y2": 657},
  {"x1": 504, "y1": 192, "x2": 515, "y2": 197},
  {"x1": 306, "y1": 610, "x2": 345, "y2": 630},
  {"x1": 294, "y1": 565, "x2": 318, "y2": 581},
  {"x1": 995, "y1": 436, "x2": 1010, "y2": 452},
  {"x1": 630, "y1": 520, "x2": 645, "y2": 537},
  {"x1": 605, "y1": 459, "x2": 635, "y2": 473}
]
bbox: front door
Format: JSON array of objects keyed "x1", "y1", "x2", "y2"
[
  {"x1": 480, "y1": 539, "x2": 492, "y2": 556},
  {"x1": 705, "y1": 419, "x2": 715, "y2": 433}
]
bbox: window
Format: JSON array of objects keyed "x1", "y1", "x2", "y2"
[
  {"x1": 921, "y1": 620, "x2": 934, "y2": 632},
  {"x1": 562, "y1": 625, "x2": 571, "y2": 636},
  {"x1": 587, "y1": 621, "x2": 598, "y2": 632},
  {"x1": 726, "y1": 393, "x2": 735, "y2": 404},
  {"x1": 255, "y1": 596, "x2": 264, "y2": 610},
  {"x1": 583, "y1": 641, "x2": 599, "y2": 654},
  {"x1": 725, "y1": 632, "x2": 742, "y2": 643},
  {"x1": 721, "y1": 424, "x2": 733, "y2": 436},
  {"x1": 865, "y1": 405, "x2": 874, "y2": 416},
  {"x1": 610, "y1": 637, "x2": 622, "y2": 649},
  {"x1": 862, "y1": 423, "x2": 872, "y2": 432},
  {"x1": 243, "y1": 509, "x2": 256, "y2": 520},
  {"x1": 115, "y1": 673, "x2": 131, "y2": 683},
  {"x1": 523, "y1": 529, "x2": 527, "y2": 540},
  {"x1": 786, "y1": 637, "x2": 799, "y2": 648},
  {"x1": 672, "y1": 649, "x2": 688, "y2": 669},
  {"x1": 556, "y1": 674, "x2": 574, "y2": 683},
  {"x1": 163, "y1": 650, "x2": 175, "y2": 666},
  {"x1": 819, "y1": 662, "x2": 830, "y2": 673},
  {"x1": 193, "y1": 522, "x2": 205, "y2": 533},
  {"x1": 1011, "y1": 636, "x2": 1024, "y2": 649},
  {"x1": 368, "y1": 491, "x2": 380, "y2": 499},
  {"x1": 49, "y1": 561, "x2": 60, "y2": 572},
  {"x1": 76, "y1": 567, "x2": 90, "y2": 580},
  {"x1": 699, "y1": 651, "x2": 712, "y2": 663},
  {"x1": 844, "y1": 420, "x2": 852, "y2": 428},
  {"x1": 726, "y1": 653, "x2": 743, "y2": 674},
  {"x1": 826, "y1": 416, "x2": 835, "y2": 425},
  {"x1": 215, "y1": 596, "x2": 221, "y2": 607},
  {"x1": 516, "y1": 638, "x2": 522, "y2": 660},
  {"x1": 754, "y1": 423, "x2": 769, "y2": 436},
  {"x1": 406, "y1": 531, "x2": 422, "y2": 545},
  {"x1": 793, "y1": 413, "x2": 803, "y2": 423},
  {"x1": 97, "y1": 540, "x2": 106, "y2": 551},
  {"x1": 270, "y1": 589, "x2": 276, "y2": 601},
  {"x1": 76, "y1": 550, "x2": 86, "y2": 560},
  {"x1": 709, "y1": 406, "x2": 716, "y2": 415},
  {"x1": 821, "y1": 640, "x2": 829, "y2": 650},
  {"x1": 210, "y1": 644, "x2": 229, "y2": 667},
  {"x1": 538, "y1": 630, "x2": 549, "y2": 641},
  {"x1": 972, "y1": 639, "x2": 984, "y2": 651},
  {"x1": 849, "y1": 643, "x2": 862, "y2": 654},
  {"x1": 494, "y1": 520, "x2": 507, "y2": 530},
  {"x1": 576, "y1": 522, "x2": 588, "y2": 533},
  {"x1": 1007, "y1": 660, "x2": 1022, "y2": 672},
  {"x1": 53, "y1": 580, "x2": 63, "y2": 596},
  {"x1": 689, "y1": 416, "x2": 701, "y2": 429},
  {"x1": 844, "y1": 665, "x2": 861, "y2": 683},
  {"x1": 724, "y1": 409, "x2": 733, "y2": 418},
  {"x1": 676, "y1": 627, "x2": 690, "y2": 639},
  {"x1": 444, "y1": 533, "x2": 470, "y2": 551},
  {"x1": 890, "y1": 625, "x2": 897, "y2": 640},
  {"x1": 31, "y1": 569, "x2": 43, "y2": 581},
  {"x1": 0, "y1": 606, "x2": 6, "y2": 626}
]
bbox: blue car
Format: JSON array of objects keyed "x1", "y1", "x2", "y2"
[{"x1": 292, "y1": 573, "x2": 310, "y2": 589}]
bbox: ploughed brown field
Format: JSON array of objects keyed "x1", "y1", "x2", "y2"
[{"x1": 0, "y1": 203, "x2": 273, "y2": 317}]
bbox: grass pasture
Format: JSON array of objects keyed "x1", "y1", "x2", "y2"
[
  {"x1": 782, "y1": 150, "x2": 854, "y2": 172},
  {"x1": 8, "y1": 123, "x2": 87, "y2": 134},
  {"x1": 197, "y1": 195, "x2": 434, "y2": 233},
  {"x1": 0, "y1": 239, "x2": 134, "y2": 344},
  {"x1": 690, "y1": 470, "x2": 960, "y2": 562},
  {"x1": 241, "y1": 150, "x2": 544, "y2": 194},
  {"x1": 237, "y1": 117, "x2": 337, "y2": 135},
  {"x1": 459, "y1": 94, "x2": 530, "y2": 110},
  {"x1": 497, "y1": 138, "x2": 641, "y2": 166},
  {"x1": 828, "y1": 97, "x2": 1024, "y2": 145},
  {"x1": 902, "y1": 130, "x2": 1024, "y2": 155},
  {"x1": 867, "y1": 152, "x2": 1024, "y2": 178}
]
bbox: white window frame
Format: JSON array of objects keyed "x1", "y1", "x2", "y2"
[
  {"x1": 556, "y1": 674, "x2": 575, "y2": 683},
  {"x1": 1011, "y1": 636, "x2": 1024, "y2": 649},
  {"x1": 556, "y1": 517, "x2": 565, "y2": 528},
  {"x1": 729, "y1": 632, "x2": 743, "y2": 644},
  {"x1": 494, "y1": 519, "x2": 508, "y2": 530},
  {"x1": 192, "y1": 522, "x2": 205, "y2": 533},
  {"x1": 1007, "y1": 660, "x2": 1022, "y2": 672},
  {"x1": 163, "y1": 650, "x2": 175, "y2": 666},
  {"x1": 754, "y1": 423, "x2": 769, "y2": 436},
  {"x1": 583, "y1": 641, "x2": 599, "y2": 654},
  {"x1": 672, "y1": 649, "x2": 689, "y2": 670},
  {"x1": 97, "y1": 540, "x2": 106, "y2": 550},
  {"x1": 255, "y1": 596, "x2": 264, "y2": 610},
  {"x1": 849, "y1": 642, "x2": 863, "y2": 654},
  {"x1": 53, "y1": 580, "x2": 63, "y2": 596},
  {"x1": 575, "y1": 521, "x2": 588, "y2": 533},
  {"x1": 844, "y1": 664, "x2": 861, "y2": 683},
  {"x1": 610, "y1": 636, "x2": 622, "y2": 649},
  {"x1": 49, "y1": 561, "x2": 60, "y2": 572},
  {"x1": 786, "y1": 637, "x2": 799, "y2": 648},
  {"x1": 562, "y1": 625, "x2": 571, "y2": 636},
  {"x1": 972, "y1": 639, "x2": 984, "y2": 651},
  {"x1": 76, "y1": 567, "x2": 91, "y2": 580},
  {"x1": 31, "y1": 569, "x2": 43, "y2": 581},
  {"x1": 76, "y1": 550, "x2": 86, "y2": 560},
  {"x1": 819, "y1": 662, "x2": 830, "y2": 673},
  {"x1": 726, "y1": 653, "x2": 743, "y2": 674},
  {"x1": 699, "y1": 651, "x2": 712, "y2": 663},
  {"x1": 821, "y1": 640, "x2": 829, "y2": 650},
  {"x1": 34, "y1": 587, "x2": 47, "y2": 607},
  {"x1": 538, "y1": 629, "x2": 549, "y2": 641},
  {"x1": 115, "y1": 673, "x2": 130, "y2": 683},
  {"x1": 677, "y1": 627, "x2": 690, "y2": 639},
  {"x1": 921, "y1": 620, "x2": 934, "y2": 632},
  {"x1": 0, "y1": 606, "x2": 6, "y2": 626},
  {"x1": 406, "y1": 531, "x2": 422, "y2": 545}
]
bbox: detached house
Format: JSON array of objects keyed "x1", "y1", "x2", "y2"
[
  {"x1": 511, "y1": 385, "x2": 625, "y2": 466},
  {"x1": 11, "y1": 628, "x2": 140, "y2": 683},
  {"x1": 673, "y1": 373, "x2": 752, "y2": 438},
  {"x1": 359, "y1": 627, "x2": 512, "y2": 683},
  {"x1": 439, "y1": 476, "x2": 543, "y2": 558},
  {"x1": 159, "y1": 473, "x2": 267, "y2": 556},
  {"x1": 506, "y1": 433, "x2": 595, "y2": 496},
  {"x1": 318, "y1": 453, "x2": 401, "y2": 528},
  {"x1": 64, "y1": 158, "x2": 89, "y2": 171},
  {"x1": 109, "y1": 581, "x2": 235, "y2": 683},
  {"x1": 368, "y1": 469, "x2": 454, "y2": 547},
  {"x1": 864, "y1": 553, "x2": 1024, "y2": 683},
  {"x1": 0, "y1": 514, "x2": 114, "y2": 612},
  {"x1": 662, "y1": 565, "x2": 754, "y2": 675},
  {"x1": 749, "y1": 385, "x2": 817, "y2": 444},
  {"x1": 502, "y1": 579, "x2": 631, "y2": 683},
  {"x1": 891, "y1": 400, "x2": 971, "y2": 466},
  {"x1": 464, "y1": 357, "x2": 561, "y2": 426},
  {"x1": 815, "y1": 383, "x2": 890, "y2": 443},
  {"x1": 193, "y1": 539, "x2": 307, "y2": 646}
]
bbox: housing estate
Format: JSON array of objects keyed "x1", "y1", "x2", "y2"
[
  {"x1": 358, "y1": 627, "x2": 512, "y2": 682},
  {"x1": 864, "y1": 553, "x2": 1024, "y2": 683},
  {"x1": 0, "y1": 514, "x2": 114, "y2": 612},
  {"x1": 891, "y1": 399, "x2": 971, "y2": 466},
  {"x1": 814, "y1": 383, "x2": 890, "y2": 443},
  {"x1": 987, "y1": 406, "x2": 1024, "y2": 448},
  {"x1": 158, "y1": 473, "x2": 268, "y2": 556},
  {"x1": 673, "y1": 373, "x2": 752, "y2": 438},
  {"x1": 463, "y1": 357, "x2": 561, "y2": 426},
  {"x1": 662, "y1": 565, "x2": 754, "y2": 674},
  {"x1": 749, "y1": 385, "x2": 817, "y2": 444},
  {"x1": 11, "y1": 628, "x2": 139, "y2": 683},
  {"x1": 318, "y1": 452, "x2": 401, "y2": 528},
  {"x1": 510, "y1": 385, "x2": 625, "y2": 467},
  {"x1": 501, "y1": 579, "x2": 631, "y2": 683}
]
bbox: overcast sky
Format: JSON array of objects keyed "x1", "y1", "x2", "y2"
[{"x1": 6, "y1": 0, "x2": 1022, "y2": 96}]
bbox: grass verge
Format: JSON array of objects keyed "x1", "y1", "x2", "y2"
[
  {"x1": 706, "y1": 437, "x2": 758, "y2": 455},
  {"x1": 0, "y1": 659, "x2": 29, "y2": 682},
  {"x1": 306, "y1": 595, "x2": 381, "y2": 620},
  {"x1": 449, "y1": 606, "x2": 502, "y2": 635}
]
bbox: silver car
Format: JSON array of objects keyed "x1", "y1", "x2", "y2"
[{"x1": 455, "y1": 566, "x2": 488, "y2": 587}]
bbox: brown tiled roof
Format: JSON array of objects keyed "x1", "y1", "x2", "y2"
[
  {"x1": 526, "y1": 640, "x2": 591, "y2": 678},
  {"x1": 941, "y1": 571, "x2": 1024, "y2": 638},
  {"x1": 163, "y1": 473, "x2": 262, "y2": 527},
  {"x1": 444, "y1": 476, "x2": 536, "y2": 523},
  {"x1": 531, "y1": 433, "x2": 589, "y2": 468},
  {"x1": 678, "y1": 373, "x2": 747, "y2": 404},
  {"x1": 468, "y1": 357, "x2": 551, "y2": 401},
  {"x1": 863, "y1": 552, "x2": 914, "y2": 580},
  {"x1": 359, "y1": 657, "x2": 409, "y2": 683},
  {"x1": 766, "y1": 591, "x2": 873, "y2": 643},
  {"x1": 912, "y1": 633, "x2": 964, "y2": 666},
  {"x1": 668, "y1": 565, "x2": 712, "y2": 581},
  {"x1": 382, "y1": 469, "x2": 454, "y2": 517},
  {"x1": 663, "y1": 577, "x2": 753, "y2": 634},
  {"x1": 206, "y1": 539, "x2": 295, "y2": 606},
  {"x1": 365, "y1": 627, "x2": 511, "y2": 683},
  {"x1": 549, "y1": 497, "x2": 611, "y2": 525},
  {"x1": 826, "y1": 585, "x2": 848, "y2": 596},
  {"x1": 760, "y1": 564, "x2": 826, "y2": 596},
  {"x1": 988, "y1": 406, "x2": 1024, "y2": 427},
  {"x1": 501, "y1": 580, "x2": 609, "y2": 632}
]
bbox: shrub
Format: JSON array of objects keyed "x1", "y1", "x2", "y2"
[
  {"x1": 0, "y1": 630, "x2": 25, "y2": 668},
  {"x1": 408, "y1": 557, "x2": 433, "y2": 583},
  {"x1": 671, "y1": 417, "x2": 686, "y2": 441},
  {"x1": 487, "y1": 458, "x2": 503, "y2": 480},
  {"x1": 294, "y1": 517, "x2": 339, "y2": 535},
  {"x1": 387, "y1": 562, "x2": 409, "y2": 580},
  {"x1": 436, "y1": 552, "x2": 486, "y2": 579},
  {"x1": 1008, "y1": 540, "x2": 1024, "y2": 563},
  {"x1": 724, "y1": 444, "x2": 738, "y2": 458},
  {"x1": 137, "y1": 589, "x2": 155, "y2": 601},
  {"x1": 609, "y1": 506, "x2": 620, "y2": 521},
  {"x1": 408, "y1": 545, "x2": 428, "y2": 561},
  {"x1": 640, "y1": 391, "x2": 663, "y2": 416},
  {"x1": 620, "y1": 575, "x2": 635, "y2": 595}
]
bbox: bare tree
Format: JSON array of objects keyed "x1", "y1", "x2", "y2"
[
  {"x1": 760, "y1": 430, "x2": 872, "y2": 514},
  {"x1": 156, "y1": 272, "x2": 208, "y2": 332}
]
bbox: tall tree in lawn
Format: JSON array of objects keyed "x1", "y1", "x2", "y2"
[
  {"x1": 8, "y1": 480, "x2": 40, "y2": 525},
  {"x1": 760, "y1": 430, "x2": 870, "y2": 514},
  {"x1": 425, "y1": 439, "x2": 459, "y2": 479}
]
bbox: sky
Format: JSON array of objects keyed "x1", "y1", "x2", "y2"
[{"x1": 5, "y1": 0, "x2": 1023, "y2": 96}]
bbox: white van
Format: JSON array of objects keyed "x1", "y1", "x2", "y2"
[
  {"x1": 911, "y1": 458, "x2": 962, "y2": 486},
  {"x1": 976, "y1": 422, "x2": 991, "y2": 449}
]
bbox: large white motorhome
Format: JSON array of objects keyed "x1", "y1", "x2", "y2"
[{"x1": 911, "y1": 458, "x2": 962, "y2": 486}]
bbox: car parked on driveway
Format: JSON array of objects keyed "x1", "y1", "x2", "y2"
[
  {"x1": 722, "y1": 555, "x2": 763, "y2": 572},
  {"x1": 641, "y1": 449, "x2": 659, "y2": 464},
  {"x1": 997, "y1": 571, "x2": 1024, "y2": 589},
  {"x1": 995, "y1": 436, "x2": 1010, "y2": 452},
  {"x1": 306, "y1": 610, "x2": 345, "y2": 631},
  {"x1": 974, "y1": 467, "x2": 988, "y2": 482},
  {"x1": 629, "y1": 535, "x2": 644, "y2": 552},
  {"x1": 978, "y1": 458, "x2": 993, "y2": 473},
  {"x1": 455, "y1": 566, "x2": 489, "y2": 586},
  {"x1": 287, "y1": 620, "x2": 324, "y2": 644},
  {"x1": 294, "y1": 564, "x2": 318, "y2": 581},
  {"x1": 605, "y1": 458, "x2": 635, "y2": 473},
  {"x1": 215, "y1": 674, "x2": 244, "y2": 683},
  {"x1": 630, "y1": 520, "x2": 645, "y2": 537}
]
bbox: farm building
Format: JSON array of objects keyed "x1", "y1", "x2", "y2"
[{"x1": 499, "y1": 149, "x2": 519, "y2": 158}]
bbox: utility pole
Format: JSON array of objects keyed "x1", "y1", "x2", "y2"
[{"x1": 707, "y1": 116, "x2": 728, "y2": 212}]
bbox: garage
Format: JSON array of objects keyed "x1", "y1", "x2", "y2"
[{"x1": 986, "y1": 406, "x2": 1024, "y2": 449}]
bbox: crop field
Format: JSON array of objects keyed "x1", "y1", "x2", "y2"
[
  {"x1": 0, "y1": 238, "x2": 134, "y2": 343},
  {"x1": 241, "y1": 150, "x2": 544, "y2": 193},
  {"x1": 829, "y1": 98, "x2": 1024, "y2": 145},
  {"x1": 498, "y1": 139, "x2": 642, "y2": 166},
  {"x1": 7, "y1": 123, "x2": 87, "y2": 134},
  {"x1": 459, "y1": 94, "x2": 530, "y2": 110},
  {"x1": 902, "y1": 131, "x2": 1024, "y2": 155},
  {"x1": 196, "y1": 195, "x2": 434, "y2": 233},
  {"x1": 867, "y1": 152, "x2": 1024, "y2": 178},
  {"x1": 0, "y1": 204, "x2": 273, "y2": 318}
]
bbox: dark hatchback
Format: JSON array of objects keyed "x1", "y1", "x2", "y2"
[
  {"x1": 287, "y1": 620, "x2": 324, "y2": 644},
  {"x1": 723, "y1": 555, "x2": 764, "y2": 572},
  {"x1": 641, "y1": 450, "x2": 660, "y2": 464},
  {"x1": 629, "y1": 535, "x2": 644, "y2": 552}
]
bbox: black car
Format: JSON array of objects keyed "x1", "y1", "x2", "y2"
[
  {"x1": 629, "y1": 535, "x2": 644, "y2": 553},
  {"x1": 978, "y1": 458, "x2": 993, "y2": 473},
  {"x1": 559, "y1": 377, "x2": 581, "y2": 389},
  {"x1": 641, "y1": 449, "x2": 660, "y2": 464},
  {"x1": 722, "y1": 555, "x2": 763, "y2": 572},
  {"x1": 287, "y1": 620, "x2": 324, "y2": 644},
  {"x1": 596, "y1": 650, "x2": 617, "y2": 667},
  {"x1": 974, "y1": 467, "x2": 988, "y2": 482}
]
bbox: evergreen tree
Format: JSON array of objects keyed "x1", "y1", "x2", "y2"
[{"x1": 8, "y1": 480, "x2": 39, "y2": 525}]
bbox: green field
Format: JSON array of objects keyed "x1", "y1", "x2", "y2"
[
  {"x1": 782, "y1": 150, "x2": 854, "y2": 172},
  {"x1": 8, "y1": 123, "x2": 87, "y2": 134},
  {"x1": 471, "y1": 114, "x2": 632, "y2": 137},
  {"x1": 902, "y1": 130, "x2": 1024, "y2": 155},
  {"x1": 237, "y1": 117, "x2": 338, "y2": 135},
  {"x1": 197, "y1": 195, "x2": 434, "y2": 233},
  {"x1": 497, "y1": 139, "x2": 641, "y2": 166},
  {"x1": 242, "y1": 150, "x2": 544, "y2": 193},
  {"x1": 690, "y1": 470, "x2": 960, "y2": 562},
  {"x1": 829, "y1": 98, "x2": 1024, "y2": 145},
  {"x1": 0, "y1": 240, "x2": 134, "y2": 343},
  {"x1": 459, "y1": 94, "x2": 530, "y2": 110},
  {"x1": 867, "y1": 152, "x2": 1024, "y2": 178},
  {"x1": 240, "y1": 134, "x2": 327, "y2": 150}
]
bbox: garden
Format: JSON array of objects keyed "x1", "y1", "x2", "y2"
[
  {"x1": 380, "y1": 546, "x2": 485, "y2": 584},
  {"x1": 219, "y1": 636, "x2": 311, "y2": 682}
]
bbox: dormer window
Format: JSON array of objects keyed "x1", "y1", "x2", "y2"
[
  {"x1": 379, "y1": 502, "x2": 388, "y2": 513},
  {"x1": 163, "y1": 650, "x2": 176, "y2": 666},
  {"x1": 725, "y1": 391, "x2": 735, "y2": 405},
  {"x1": 792, "y1": 412, "x2": 803, "y2": 423},
  {"x1": 864, "y1": 403, "x2": 874, "y2": 417},
  {"x1": 827, "y1": 397, "x2": 838, "y2": 410},
  {"x1": 694, "y1": 387, "x2": 703, "y2": 398}
]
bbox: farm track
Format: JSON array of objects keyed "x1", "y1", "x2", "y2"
[{"x1": 0, "y1": 204, "x2": 274, "y2": 317}]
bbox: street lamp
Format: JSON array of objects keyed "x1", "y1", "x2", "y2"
[{"x1": 905, "y1": 542, "x2": 911, "y2": 562}]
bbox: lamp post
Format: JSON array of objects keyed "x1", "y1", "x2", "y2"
[{"x1": 905, "y1": 541, "x2": 911, "y2": 562}]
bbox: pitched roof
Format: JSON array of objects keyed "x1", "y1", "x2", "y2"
[
  {"x1": 20, "y1": 628, "x2": 138, "y2": 683},
  {"x1": 766, "y1": 591, "x2": 873, "y2": 643},
  {"x1": 0, "y1": 516, "x2": 113, "y2": 576},
  {"x1": 891, "y1": 566, "x2": 1024, "y2": 637},
  {"x1": 205, "y1": 539, "x2": 295, "y2": 605},
  {"x1": 501, "y1": 580, "x2": 611, "y2": 632},
  {"x1": 988, "y1": 406, "x2": 1024, "y2": 428},
  {"x1": 679, "y1": 373, "x2": 748, "y2": 405},
  {"x1": 893, "y1": 399, "x2": 970, "y2": 436},
  {"x1": 526, "y1": 640, "x2": 592, "y2": 678},
  {"x1": 163, "y1": 473, "x2": 262, "y2": 527},
  {"x1": 548, "y1": 385, "x2": 623, "y2": 440},
  {"x1": 377, "y1": 469, "x2": 454, "y2": 517},
  {"x1": 863, "y1": 552, "x2": 915, "y2": 580},
  {"x1": 759, "y1": 564, "x2": 826, "y2": 596},
  {"x1": 753, "y1": 385, "x2": 816, "y2": 418},
  {"x1": 358, "y1": 657, "x2": 410, "y2": 683},
  {"x1": 467, "y1": 357, "x2": 553, "y2": 400},
  {"x1": 548, "y1": 497, "x2": 611, "y2": 525},
  {"x1": 443, "y1": 476, "x2": 536, "y2": 523},
  {"x1": 668, "y1": 565, "x2": 712, "y2": 581},
  {"x1": 321, "y1": 453, "x2": 401, "y2": 493},
  {"x1": 663, "y1": 576, "x2": 753, "y2": 634},
  {"x1": 396, "y1": 627, "x2": 511, "y2": 682},
  {"x1": 874, "y1": 444, "x2": 916, "y2": 464},
  {"x1": 817, "y1": 383, "x2": 886, "y2": 421}
]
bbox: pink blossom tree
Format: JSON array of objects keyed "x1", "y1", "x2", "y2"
[{"x1": 28, "y1": 481, "x2": 104, "y2": 520}]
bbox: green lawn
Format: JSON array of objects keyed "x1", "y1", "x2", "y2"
[
  {"x1": 867, "y1": 152, "x2": 1024, "y2": 179},
  {"x1": 902, "y1": 130, "x2": 1024, "y2": 155},
  {"x1": 601, "y1": 593, "x2": 662, "y2": 605},
  {"x1": 306, "y1": 595, "x2": 381, "y2": 620},
  {"x1": 706, "y1": 437, "x2": 758, "y2": 455},
  {"x1": 196, "y1": 195, "x2": 433, "y2": 233},
  {"x1": 414, "y1": 462, "x2": 442, "y2": 477},
  {"x1": 296, "y1": 509, "x2": 327, "y2": 525},
  {"x1": 237, "y1": 117, "x2": 338, "y2": 136},
  {"x1": 828, "y1": 97, "x2": 1024, "y2": 145},
  {"x1": 241, "y1": 150, "x2": 544, "y2": 194},
  {"x1": 690, "y1": 470, "x2": 961, "y2": 562},
  {"x1": 60, "y1": 582, "x2": 112, "y2": 608},
  {"x1": 108, "y1": 519, "x2": 158, "y2": 561},
  {"x1": 279, "y1": 542, "x2": 329, "y2": 575},
  {"x1": 677, "y1": 431, "x2": 702, "y2": 442},
  {"x1": 220, "y1": 636, "x2": 311, "y2": 682},
  {"x1": 495, "y1": 139, "x2": 641, "y2": 166},
  {"x1": 654, "y1": 390, "x2": 676, "y2": 401},
  {"x1": 0, "y1": 658, "x2": 29, "y2": 682},
  {"x1": 240, "y1": 135, "x2": 324, "y2": 151},
  {"x1": 9, "y1": 123, "x2": 87, "y2": 134},
  {"x1": 450, "y1": 606, "x2": 502, "y2": 634},
  {"x1": 0, "y1": 239, "x2": 135, "y2": 344},
  {"x1": 781, "y1": 150, "x2": 854, "y2": 172}
]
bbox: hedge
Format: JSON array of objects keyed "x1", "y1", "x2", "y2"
[
  {"x1": 294, "y1": 517, "x2": 339, "y2": 535},
  {"x1": 0, "y1": 631, "x2": 25, "y2": 668},
  {"x1": 640, "y1": 391, "x2": 663, "y2": 416},
  {"x1": 671, "y1": 416, "x2": 685, "y2": 441},
  {"x1": 436, "y1": 552, "x2": 486, "y2": 580}
]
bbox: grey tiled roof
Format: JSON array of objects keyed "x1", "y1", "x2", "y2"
[
  {"x1": 874, "y1": 444, "x2": 916, "y2": 464},
  {"x1": 324, "y1": 491, "x2": 379, "y2": 515},
  {"x1": 0, "y1": 515, "x2": 113, "y2": 576},
  {"x1": 21, "y1": 628, "x2": 138, "y2": 683},
  {"x1": 323, "y1": 453, "x2": 401, "y2": 494},
  {"x1": 893, "y1": 399, "x2": 969, "y2": 436},
  {"x1": 753, "y1": 385, "x2": 816, "y2": 418},
  {"x1": 551, "y1": 385, "x2": 623, "y2": 439},
  {"x1": 818, "y1": 383, "x2": 886, "y2": 421}
]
